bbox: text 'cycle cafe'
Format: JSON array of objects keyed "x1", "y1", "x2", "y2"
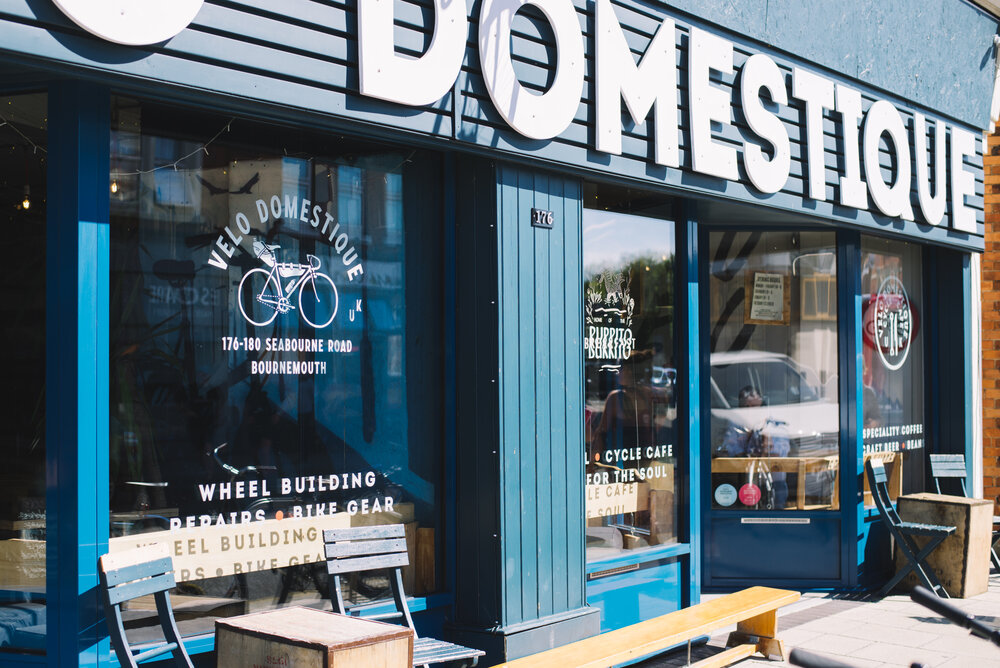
[{"x1": 0, "y1": 0, "x2": 994, "y2": 665}]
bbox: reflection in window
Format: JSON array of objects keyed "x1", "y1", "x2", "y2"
[
  {"x1": 0, "y1": 92, "x2": 46, "y2": 656},
  {"x1": 860, "y1": 237, "x2": 924, "y2": 502},
  {"x1": 583, "y1": 187, "x2": 678, "y2": 561},
  {"x1": 708, "y1": 231, "x2": 839, "y2": 511},
  {"x1": 109, "y1": 98, "x2": 441, "y2": 638}
]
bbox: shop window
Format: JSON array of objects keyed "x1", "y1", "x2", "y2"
[
  {"x1": 0, "y1": 92, "x2": 46, "y2": 655},
  {"x1": 583, "y1": 184, "x2": 679, "y2": 561},
  {"x1": 108, "y1": 98, "x2": 442, "y2": 636},
  {"x1": 708, "y1": 231, "x2": 840, "y2": 511},
  {"x1": 860, "y1": 237, "x2": 925, "y2": 502}
]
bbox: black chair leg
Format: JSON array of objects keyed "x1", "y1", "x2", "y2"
[
  {"x1": 909, "y1": 537, "x2": 950, "y2": 598},
  {"x1": 880, "y1": 534, "x2": 949, "y2": 598}
]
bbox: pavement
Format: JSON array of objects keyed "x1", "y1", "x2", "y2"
[{"x1": 636, "y1": 572, "x2": 1000, "y2": 668}]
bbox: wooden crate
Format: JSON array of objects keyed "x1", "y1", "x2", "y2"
[
  {"x1": 896, "y1": 493, "x2": 993, "y2": 598},
  {"x1": 216, "y1": 606, "x2": 413, "y2": 668}
]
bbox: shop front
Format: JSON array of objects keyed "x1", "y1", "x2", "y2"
[{"x1": 0, "y1": 1, "x2": 995, "y2": 666}]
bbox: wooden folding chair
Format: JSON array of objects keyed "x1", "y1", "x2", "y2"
[
  {"x1": 866, "y1": 459, "x2": 955, "y2": 598},
  {"x1": 324, "y1": 524, "x2": 484, "y2": 667},
  {"x1": 98, "y1": 544, "x2": 193, "y2": 668},
  {"x1": 929, "y1": 453, "x2": 1000, "y2": 571}
]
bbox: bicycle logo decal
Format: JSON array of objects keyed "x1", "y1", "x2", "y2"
[{"x1": 238, "y1": 238, "x2": 339, "y2": 328}]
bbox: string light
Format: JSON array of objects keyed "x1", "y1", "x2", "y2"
[
  {"x1": 116, "y1": 119, "x2": 234, "y2": 177},
  {"x1": 21, "y1": 185, "x2": 30, "y2": 210},
  {"x1": 0, "y1": 117, "x2": 46, "y2": 155}
]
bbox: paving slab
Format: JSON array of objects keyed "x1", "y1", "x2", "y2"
[{"x1": 635, "y1": 572, "x2": 1000, "y2": 668}]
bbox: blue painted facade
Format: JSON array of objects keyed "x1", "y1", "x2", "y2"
[{"x1": 0, "y1": 1, "x2": 994, "y2": 666}]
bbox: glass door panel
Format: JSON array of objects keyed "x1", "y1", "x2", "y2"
[
  {"x1": 583, "y1": 196, "x2": 678, "y2": 560},
  {"x1": 707, "y1": 231, "x2": 840, "y2": 512}
]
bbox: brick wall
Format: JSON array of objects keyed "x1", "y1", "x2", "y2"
[{"x1": 984, "y1": 132, "x2": 1000, "y2": 511}]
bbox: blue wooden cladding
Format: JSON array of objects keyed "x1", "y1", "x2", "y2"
[
  {"x1": 0, "y1": 0, "x2": 993, "y2": 250},
  {"x1": 453, "y1": 160, "x2": 598, "y2": 661}
]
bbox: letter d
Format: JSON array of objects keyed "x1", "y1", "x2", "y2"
[{"x1": 359, "y1": 0, "x2": 466, "y2": 106}]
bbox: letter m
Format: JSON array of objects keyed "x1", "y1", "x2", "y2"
[{"x1": 595, "y1": 0, "x2": 678, "y2": 167}]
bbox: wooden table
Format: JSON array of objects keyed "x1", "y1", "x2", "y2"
[
  {"x1": 896, "y1": 493, "x2": 993, "y2": 597},
  {"x1": 216, "y1": 606, "x2": 413, "y2": 668}
]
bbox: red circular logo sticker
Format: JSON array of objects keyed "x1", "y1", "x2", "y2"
[{"x1": 739, "y1": 483, "x2": 761, "y2": 506}]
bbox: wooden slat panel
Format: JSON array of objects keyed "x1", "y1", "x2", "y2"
[
  {"x1": 99, "y1": 544, "x2": 172, "y2": 573},
  {"x1": 499, "y1": 165, "x2": 523, "y2": 625},
  {"x1": 495, "y1": 166, "x2": 585, "y2": 626},
  {"x1": 535, "y1": 171, "x2": 553, "y2": 619},
  {"x1": 453, "y1": 156, "x2": 502, "y2": 628},
  {"x1": 563, "y1": 180, "x2": 585, "y2": 611},
  {"x1": 324, "y1": 524, "x2": 405, "y2": 541},
  {"x1": 132, "y1": 642, "x2": 180, "y2": 664},
  {"x1": 325, "y1": 537, "x2": 408, "y2": 559},
  {"x1": 105, "y1": 573, "x2": 176, "y2": 606},
  {"x1": 325, "y1": 551, "x2": 409, "y2": 574},
  {"x1": 102, "y1": 557, "x2": 173, "y2": 587},
  {"x1": 550, "y1": 175, "x2": 570, "y2": 614}
]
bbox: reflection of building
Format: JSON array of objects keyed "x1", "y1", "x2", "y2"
[{"x1": 0, "y1": 2, "x2": 995, "y2": 666}]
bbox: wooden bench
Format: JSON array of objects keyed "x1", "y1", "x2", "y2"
[{"x1": 496, "y1": 586, "x2": 800, "y2": 668}]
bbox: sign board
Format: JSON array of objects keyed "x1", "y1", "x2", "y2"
[
  {"x1": 745, "y1": 273, "x2": 791, "y2": 325},
  {"x1": 109, "y1": 515, "x2": 348, "y2": 582}
]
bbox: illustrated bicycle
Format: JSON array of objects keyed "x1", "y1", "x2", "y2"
[{"x1": 238, "y1": 238, "x2": 339, "y2": 328}]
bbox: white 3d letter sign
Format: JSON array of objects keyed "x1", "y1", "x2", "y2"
[
  {"x1": 595, "y1": 0, "x2": 678, "y2": 167},
  {"x1": 689, "y1": 28, "x2": 738, "y2": 181},
  {"x1": 740, "y1": 54, "x2": 791, "y2": 194},
  {"x1": 359, "y1": 0, "x2": 466, "y2": 106},
  {"x1": 52, "y1": 0, "x2": 203, "y2": 46},
  {"x1": 57, "y1": 0, "x2": 982, "y2": 235},
  {"x1": 864, "y1": 100, "x2": 914, "y2": 220},
  {"x1": 479, "y1": 0, "x2": 584, "y2": 140}
]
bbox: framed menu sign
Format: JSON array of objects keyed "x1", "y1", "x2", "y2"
[{"x1": 745, "y1": 272, "x2": 790, "y2": 325}]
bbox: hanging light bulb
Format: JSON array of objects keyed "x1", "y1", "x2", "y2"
[
  {"x1": 111, "y1": 179, "x2": 119, "y2": 194},
  {"x1": 21, "y1": 184, "x2": 30, "y2": 210}
]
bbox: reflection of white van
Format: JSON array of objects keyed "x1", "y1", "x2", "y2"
[{"x1": 709, "y1": 351, "x2": 838, "y2": 459}]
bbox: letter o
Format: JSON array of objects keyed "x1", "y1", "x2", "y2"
[
  {"x1": 235, "y1": 213, "x2": 251, "y2": 235},
  {"x1": 479, "y1": 0, "x2": 584, "y2": 140}
]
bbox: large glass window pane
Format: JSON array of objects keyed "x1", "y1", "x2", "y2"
[
  {"x1": 861, "y1": 237, "x2": 925, "y2": 501},
  {"x1": 108, "y1": 98, "x2": 442, "y2": 637},
  {"x1": 583, "y1": 186, "x2": 678, "y2": 561},
  {"x1": 0, "y1": 92, "x2": 46, "y2": 656},
  {"x1": 708, "y1": 231, "x2": 839, "y2": 511}
]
